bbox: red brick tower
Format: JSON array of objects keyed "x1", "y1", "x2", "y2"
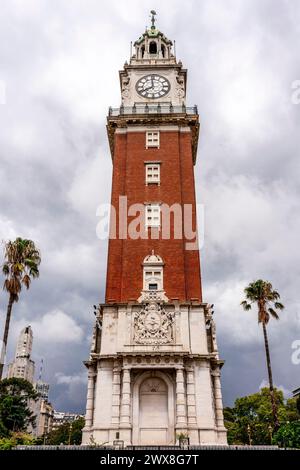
[
  {"x1": 105, "y1": 88, "x2": 201, "y2": 303},
  {"x1": 83, "y1": 12, "x2": 227, "y2": 447}
]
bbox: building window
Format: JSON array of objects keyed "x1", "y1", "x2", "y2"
[
  {"x1": 142, "y1": 252, "x2": 164, "y2": 292},
  {"x1": 145, "y1": 204, "x2": 160, "y2": 228},
  {"x1": 145, "y1": 163, "x2": 160, "y2": 184},
  {"x1": 149, "y1": 283, "x2": 158, "y2": 290},
  {"x1": 146, "y1": 131, "x2": 160, "y2": 149}
]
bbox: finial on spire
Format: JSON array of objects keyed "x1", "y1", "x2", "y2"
[{"x1": 150, "y1": 10, "x2": 157, "y2": 29}]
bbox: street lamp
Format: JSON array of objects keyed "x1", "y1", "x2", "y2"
[
  {"x1": 68, "y1": 422, "x2": 73, "y2": 446},
  {"x1": 268, "y1": 424, "x2": 273, "y2": 444},
  {"x1": 247, "y1": 424, "x2": 252, "y2": 446}
]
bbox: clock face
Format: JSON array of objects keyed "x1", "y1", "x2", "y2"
[{"x1": 136, "y1": 74, "x2": 170, "y2": 99}]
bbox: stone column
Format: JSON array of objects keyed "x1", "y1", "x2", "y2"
[
  {"x1": 175, "y1": 366, "x2": 187, "y2": 429},
  {"x1": 111, "y1": 361, "x2": 121, "y2": 426},
  {"x1": 145, "y1": 37, "x2": 149, "y2": 58},
  {"x1": 212, "y1": 369, "x2": 225, "y2": 429},
  {"x1": 85, "y1": 364, "x2": 96, "y2": 429},
  {"x1": 186, "y1": 366, "x2": 197, "y2": 426},
  {"x1": 120, "y1": 367, "x2": 131, "y2": 426}
]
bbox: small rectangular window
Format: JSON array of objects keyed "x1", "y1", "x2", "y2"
[
  {"x1": 146, "y1": 131, "x2": 160, "y2": 148},
  {"x1": 149, "y1": 283, "x2": 158, "y2": 290},
  {"x1": 146, "y1": 163, "x2": 160, "y2": 184},
  {"x1": 145, "y1": 204, "x2": 160, "y2": 227}
]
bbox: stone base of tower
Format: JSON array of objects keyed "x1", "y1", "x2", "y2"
[
  {"x1": 82, "y1": 301, "x2": 227, "y2": 447},
  {"x1": 82, "y1": 356, "x2": 227, "y2": 446}
]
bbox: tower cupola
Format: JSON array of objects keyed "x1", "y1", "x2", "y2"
[{"x1": 132, "y1": 11, "x2": 174, "y2": 62}]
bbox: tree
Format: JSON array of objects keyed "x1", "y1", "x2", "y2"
[
  {"x1": 0, "y1": 238, "x2": 41, "y2": 379},
  {"x1": 285, "y1": 397, "x2": 300, "y2": 422},
  {"x1": 0, "y1": 432, "x2": 36, "y2": 450},
  {"x1": 224, "y1": 388, "x2": 296, "y2": 445},
  {"x1": 296, "y1": 395, "x2": 300, "y2": 415},
  {"x1": 0, "y1": 378, "x2": 38, "y2": 436},
  {"x1": 241, "y1": 280, "x2": 284, "y2": 429},
  {"x1": 45, "y1": 417, "x2": 85, "y2": 445},
  {"x1": 273, "y1": 421, "x2": 300, "y2": 449}
]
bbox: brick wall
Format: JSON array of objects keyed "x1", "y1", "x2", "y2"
[{"x1": 105, "y1": 129, "x2": 202, "y2": 303}]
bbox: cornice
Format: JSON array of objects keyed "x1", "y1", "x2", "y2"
[{"x1": 106, "y1": 113, "x2": 200, "y2": 165}]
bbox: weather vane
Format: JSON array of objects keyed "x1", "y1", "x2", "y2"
[{"x1": 150, "y1": 10, "x2": 157, "y2": 29}]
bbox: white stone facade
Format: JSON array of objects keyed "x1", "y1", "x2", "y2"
[
  {"x1": 7, "y1": 325, "x2": 35, "y2": 383},
  {"x1": 82, "y1": 301, "x2": 227, "y2": 446}
]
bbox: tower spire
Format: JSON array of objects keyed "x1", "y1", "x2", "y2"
[{"x1": 150, "y1": 10, "x2": 157, "y2": 29}]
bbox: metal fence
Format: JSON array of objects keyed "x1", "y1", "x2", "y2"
[{"x1": 15, "y1": 444, "x2": 281, "y2": 451}]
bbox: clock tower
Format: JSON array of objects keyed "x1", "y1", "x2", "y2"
[{"x1": 82, "y1": 12, "x2": 227, "y2": 446}]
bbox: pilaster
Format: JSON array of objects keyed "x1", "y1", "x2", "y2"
[{"x1": 175, "y1": 365, "x2": 187, "y2": 431}]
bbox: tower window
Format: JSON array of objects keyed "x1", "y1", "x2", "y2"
[
  {"x1": 142, "y1": 252, "x2": 164, "y2": 292},
  {"x1": 145, "y1": 204, "x2": 160, "y2": 228},
  {"x1": 149, "y1": 41, "x2": 157, "y2": 54},
  {"x1": 145, "y1": 163, "x2": 160, "y2": 184},
  {"x1": 146, "y1": 131, "x2": 160, "y2": 148},
  {"x1": 148, "y1": 283, "x2": 158, "y2": 290}
]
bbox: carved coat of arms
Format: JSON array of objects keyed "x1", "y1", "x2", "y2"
[{"x1": 133, "y1": 301, "x2": 175, "y2": 344}]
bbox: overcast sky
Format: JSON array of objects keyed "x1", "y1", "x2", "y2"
[{"x1": 0, "y1": 0, "x2": 299, "y2": 413}]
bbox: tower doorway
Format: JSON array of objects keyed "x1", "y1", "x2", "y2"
[{"x1": 132, "y1": 371, "x2": 175, "y2": 445}]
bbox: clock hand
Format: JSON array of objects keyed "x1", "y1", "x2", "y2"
[{"x1": 145, "y1": 83, "x2": 153, "y2": 91}]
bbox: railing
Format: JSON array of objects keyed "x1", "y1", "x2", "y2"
[
  {"x1": 15, "y1": 444, "x2": 280, "y2": 451},
  {"x1": 108, "y1": 104, "x2": 198, "y2": 117}
]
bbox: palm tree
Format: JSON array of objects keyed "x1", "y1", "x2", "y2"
[
  {"x1": 241, "y1": 279, "x2": 284, "y2": 430},
  {"x1": 0, "y1": 238, "x2": 41, "y2": 379}
]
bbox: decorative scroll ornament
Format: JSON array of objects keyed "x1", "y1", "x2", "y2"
[{"x1": 134, "y1": 301, "x2": 175, "y2": 344}]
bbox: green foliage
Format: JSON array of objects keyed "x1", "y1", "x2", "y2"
[
  {"x1": 176, "y1": 432, "x2": 189, "y2": 442},
  {"x1": 297, "y1": 396, "x2": 300, "y2": 415},
  {"x1": 45, "y1": 417, "x2": 85, "y2": 445},
  {"x1": 272, "y1": 421, "x2": 300, "y2": 449},
  {"x1": 0, "y1": 432, "x2": 36, "y2": 450},
  {"x1": 285, "y1": 397, "x2": 300, "y2": 422},
  {"x1": 241, "y1": 279, "x2": 284, "y2": 324},
  {"x1": 2, "y1": 237, "x2": 41, "y2": 301},
  {"x1": 224, "y1": 388, "x2": 299, "y2": 445},
  {"x1": 0, "y1": 378, "x2": 38, "y2": 437}
]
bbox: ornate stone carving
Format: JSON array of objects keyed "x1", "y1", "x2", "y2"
[
  {"x1": 140, "y1": 377, "x2": 167, "y2": 393},
  {"x1": 138, "y1": 289, "x2": 168, "y2": 303},
  {"x1": 121, "y1": 76, "x2": 131, "y2": 103},
  {"x1": 176, "y1": 75, "x2": 185, "y2": 101},
  {"x1": 134, "y1": 301, "x2": 175, "y2": 344}
]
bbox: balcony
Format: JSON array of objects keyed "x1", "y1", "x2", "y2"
[{"x1": 108, "y1": 103, "x2": 198, "y2": 117}]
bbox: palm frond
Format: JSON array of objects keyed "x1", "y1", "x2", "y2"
[
  {"x1": 241, "y1": 300, "x2": 252, "y2": 310},
  {"x1": 274, "y1": 302, "x2": 284, "y2": 310},
  {"x1": 268, "y1": 308, "x2": 279, "y2": 320},
  {"x1": 2, "y1": 264, "x2": 9, "y2": 275},
  {"x1": 22, "y1": 274, "x2": 31, "y2": 289},
  {"x1": 2, "y1": 237, "x2": 41, "y2": 296}
]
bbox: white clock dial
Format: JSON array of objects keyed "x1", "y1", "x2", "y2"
[{"x1": 136, "y1": 74, "x2": 171, "y2": 99}]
